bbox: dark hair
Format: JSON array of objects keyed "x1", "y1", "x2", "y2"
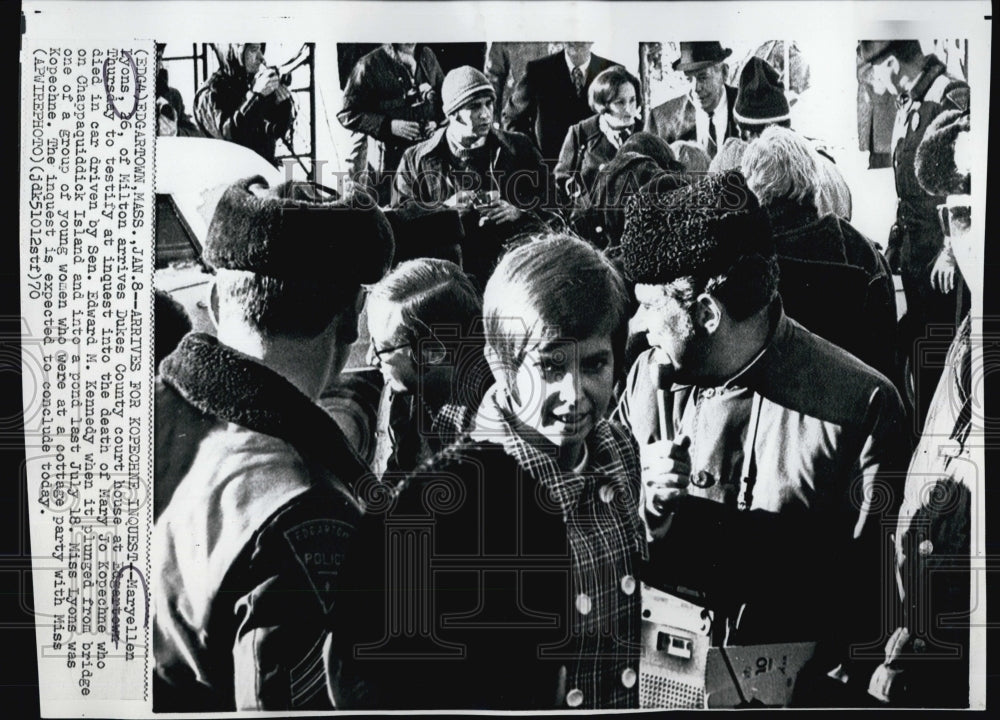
[
  {"x1": 215, "y1": 270, "x2": 359, "y2": 339},
  {"x1": 589, "y1": 66, "x2": 641, "y2": 115},
  {"x1": 667, "y1": 253, "x2": 780, "y2": 322},
  {"x1": 367, "y1": 258, "x2": 483, "y2": 347},
  {"x1": 737, "y1": 118, "x2": 792, "y2": 140},
  {"x1": 483, "y1": 233, "x2": 629, "y2": 388}
]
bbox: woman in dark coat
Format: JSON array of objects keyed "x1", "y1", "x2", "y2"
[
  {"x1": 569, "y1": 131, "x2": 685, "y2": 250},
  {"x1": 194, "y1": 43, "x2": 295, "y2": 166},
  {"x1": 553, "y1": 66, "x2": 643, "y2": 209}
]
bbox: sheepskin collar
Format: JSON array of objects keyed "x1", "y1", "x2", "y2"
[{"x1": 159, "y1": 332, "x2": 370, "y2": 491}]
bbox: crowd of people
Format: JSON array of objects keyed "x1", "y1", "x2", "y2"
[{"x1": 151, "y1": 39, "x2": 975, "y2": 711}]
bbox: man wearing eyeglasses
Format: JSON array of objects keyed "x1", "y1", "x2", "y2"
[
  {"x1": 365, "y1": 258, "x2": 488, "y2": 477},
  {"x1": 645, "y1": 42, "x2": 739, "y2": 159}
]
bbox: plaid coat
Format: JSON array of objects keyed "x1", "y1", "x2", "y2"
[{"x1": 331, "y1": 388, "x2": 645, "y2": 709}]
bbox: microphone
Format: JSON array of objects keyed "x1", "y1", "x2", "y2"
[{"x1": 648, "y1": 360, "x2": 675, "y2": 442}]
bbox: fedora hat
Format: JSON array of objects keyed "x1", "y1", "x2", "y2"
[{"x1": 672, "y1": 41, "x2": 733, "y2": 72}]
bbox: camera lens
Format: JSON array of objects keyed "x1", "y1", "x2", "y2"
[{"x1": 157, "y1": 100, "x2": 176, "y2": 121}]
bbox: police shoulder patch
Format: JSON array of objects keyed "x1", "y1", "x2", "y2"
[
  {"x1": 944, "y1": 84, "x2": 970, "y2": 112},
  {"x1": 284, "y1": 518, "x2": 355, "y2": 614}
]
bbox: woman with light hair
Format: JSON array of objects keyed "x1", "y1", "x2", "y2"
[
  {"x1": 741, "y1": 125, "x2": 851, "y2": 220},
  {"x1": 741, "y1": 125, "x2": 898, "y2": 383}
]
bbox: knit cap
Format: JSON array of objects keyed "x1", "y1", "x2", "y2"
[
  {"x1": 441, "y1": 66, "x2": 496, "y2": 116},
  {"x1": 618, "y1": 170, "x2": 774, "y2": 284},
  {"x1": 734, "y1": 56, "x2": 791, "y2": 126}
]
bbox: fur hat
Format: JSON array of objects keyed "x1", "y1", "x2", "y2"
[
  {"x1": 672, "y1": 41, "x2": 732, "y2": 72},
  {"x1": 618, "y1": 170, "x2": 774, "y2": 285},
  {"x1": 915, "y1": 109, "x2": 971, "y2": 197},
  {"x1": 204, "y1": 175, "x2": 395, "y2": 285},
  {"x1": 734, "y1": 57, "x2": 790, "y2": 125},
  {"x1": 441, "y1": 66, "x2": 496, "y2": 116}
]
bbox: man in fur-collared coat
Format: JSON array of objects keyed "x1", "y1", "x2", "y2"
[{"x1": 152, "y1": 177, "x2": 394, "y2": 712}]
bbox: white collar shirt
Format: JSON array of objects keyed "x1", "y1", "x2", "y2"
[
  {"x1": 693, "y1": 89, "x2": 729, "y2": 153},
  {"x1": 564, "y1": 52, "x2": 592, "y2": 81}
]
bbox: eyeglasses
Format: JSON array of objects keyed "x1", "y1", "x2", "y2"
[{"x1": 369, "y1": 339, "x2": 412, "y2": 363}]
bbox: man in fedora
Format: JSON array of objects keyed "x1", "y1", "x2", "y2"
[
  {"x1": 645, "y1": 41, "x2": 738, "y2": 158},
  {"x1": 152, "y1": 177, "x2": 395, "y2": 711},
  {"x1": 858, "y1": 40, "x2": 969, "y2": 433}
]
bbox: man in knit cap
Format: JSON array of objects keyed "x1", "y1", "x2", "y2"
[
  {"x1": 152, "y1": 177, "x2": 394, "y2": 711},
  {"x1": 734, "y1": 56, "x2": 852, "y2": 221},
  {"x1": 613, "y1": 171, "x2": 909, "y2": 706},
  {"x1": 393, "y1": 65, "x2": 550, "y2": 286}
]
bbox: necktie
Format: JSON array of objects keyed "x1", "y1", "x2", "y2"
[
  {"x1": 613, "y1": 125, "x2": 632, "y2": 147},
  {"x1": 707, "y1": 115, "x2": 718, "y2": 157},
  {"x1": 386, "y1": 394, "x2": 423, "y2": 474},
  {"x1": 571, "y1": 66, "x2": 585, "y2": 97}
]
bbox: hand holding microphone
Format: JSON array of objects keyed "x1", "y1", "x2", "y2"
[{"x1": 640, "y1": 361, "x2": 692, "y2": 534}]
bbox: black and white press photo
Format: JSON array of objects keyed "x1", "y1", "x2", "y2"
[{"x1": 14, "y1": 2, "x2": 991, "y2": 716}]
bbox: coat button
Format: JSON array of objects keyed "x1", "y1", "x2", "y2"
[
  {"x1": 620, "y1": 575, "x2": 636, "y2": 595},
  {"x1": 918, "y1": 539, "x2": 934, "y2": 556},
  {"x1": 621, "y1": 667, "x2": 637, "y2": 688},
  {"x1": 599, "y1": 484, "x2": 616, "y2": 503},
  {"x1": 693, "y1": 470, "x2": 716, "y2": 489},
  {"x1": 575, "y1": 593, "x2": 592, "y2": 615},
  {"x1": 566, "y1": 688, "x2": 584, "y2": 707},
  {"x1": 595, "y1": 225, "x2": 604, "y2": 234}
]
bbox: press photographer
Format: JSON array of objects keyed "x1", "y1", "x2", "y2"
[
  {"x1": 338, "y1": 43, "x2": 445, "y2": 205},
  {"x1": 194, "y1": 43, "x2": 296, "y2": 166}
]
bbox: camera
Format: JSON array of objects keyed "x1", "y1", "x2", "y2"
[
  {"x1": 472, "y1": 190, "x2": 500, "y2": 209},
  {"x1": 405, "y1": 83, "x2": 437, "y2": 109}
]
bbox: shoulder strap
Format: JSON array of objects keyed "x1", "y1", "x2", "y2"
[{"x1": 737, "y1": 393, "x2": 765, "y2": 511}]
